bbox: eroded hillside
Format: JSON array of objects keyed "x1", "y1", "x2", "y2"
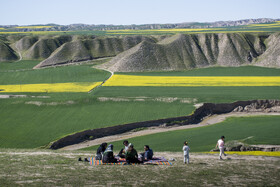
[
  {"x1": 0, "y1": 33, "x2": 279, "y2": 71},
  {"x1": 98, "y1": 33, "x2": 280, "y2": 72}
]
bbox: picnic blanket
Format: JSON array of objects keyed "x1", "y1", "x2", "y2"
[
  {"x1": 89, "y1": 157, "x2": 172, "y2": 166},
  {"x1": 142, "y1": 157, "x2": 172, "y2": 165}
]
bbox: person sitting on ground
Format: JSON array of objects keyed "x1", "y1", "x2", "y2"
[
  {"x1": 78, "y1": 142, "x2": 108, "y2": 162},
  {"x1": 125, "y1": 143, "x2": 141, "y2": 164},
  {"x1": 95, "y1": 142, "x2": 107, "y2": 160},
  {"x1": 118, "y1": 140, "x2": 129, "y2": 158},
  {"x1": 139, "y1": 145, "x2": 153, "y2": 161},
  {"x1": 102, "y1": 144, "x2": 117, "y2": 163}
]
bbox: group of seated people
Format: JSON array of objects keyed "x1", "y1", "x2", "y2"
[{"x1": 95, "y1": 140, "x2": 153, "y2": 164}]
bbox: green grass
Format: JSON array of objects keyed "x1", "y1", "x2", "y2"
[
  {"x1": 82, "y1": 116, "x2": 280, "y2": 152},
  {"x1": 0, "y1": 95, "x2": 194, "y2": 148},
  {"x1": 0, "y1": 150, "x2": 279, "y2": 186},
  {"x1": 1, "y1": 85, "x2": 279, "y2": 148},
  {"x1": 0, "y1": 63, "x2": 279, "y2": 149},
  {"x1": 0, "y1": 62, "x2": 111, "y2": 85},
  {"x1": 93, "y1": 86, "x2": 280, "y2": 103},
  {"x1": 0, "y1": 60, "x2": 41, "y2": 71}
]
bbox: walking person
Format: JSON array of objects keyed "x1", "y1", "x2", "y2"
[
  {"x1": 182, "y1": 141, "x2": 190, "y2": 164},
  {"x1": 216, "y1": 136, "x2": 227, "y2": 160}
]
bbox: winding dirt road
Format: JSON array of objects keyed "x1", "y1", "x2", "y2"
[
  {"x1": 61, "y1": 112, "x2": 280, "y2": 150},
  {"x1": 88, "y1": 67, "x2": 114, "y2": 93}
]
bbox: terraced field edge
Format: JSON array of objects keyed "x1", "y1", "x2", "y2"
[{"x1": 50, "y1": 99, "x2": 280, "y2": 149}]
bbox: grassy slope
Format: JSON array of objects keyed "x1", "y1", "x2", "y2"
[
  {"x1": 0, "y1": 63, "x2": 111, "y2": 85},
  {"x1": 83, "y1": 116, "x2": 280, "y2": 152},
  {"x1": 0, "y1": 60, "x2": 40, "y2": 71},
  {"x1": 0, "y1": 63, "x2": 279, "y2": 148},
  {"x1": 0, "y1": 98, "x2": 193, "y2": 148},
  {"x1": 0, "y1": 150, "x2": 279, "y2": 186}
]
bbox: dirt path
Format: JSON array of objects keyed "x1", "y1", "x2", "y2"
[
  {"x1": 88, "y1": 67, "x2": 114, "y2": 93},
  {"x1": 61, "y1": 112, "x2": 280, "y2": 150},
  {"x1": 14, "y1": 44, "x2": 22, "y2": 62}
]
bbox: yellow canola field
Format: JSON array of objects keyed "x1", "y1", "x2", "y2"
[
  {"x1": 205, "y1": 151, "x2": 280, "y2": 157},
  {"x1": 246, "y1": 21, "x2": 280, "y2": 27},
  {"x1": 103, "y1": 75, "x2": 280, "y2": 87},
  {"x1": 0, "y1": 82, "x2": 102, "y2": 93}
]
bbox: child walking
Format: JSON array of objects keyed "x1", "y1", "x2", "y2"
[
  {"x1": 216, "y1": 136, "x2": 227, "y2": 160},
  {"x1": 182, "y1": 141, "x2": 190, "y2": 164}
]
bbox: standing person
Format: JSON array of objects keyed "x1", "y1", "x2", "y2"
[
  {"x1": 102, "y1": 144, "x2": 117, "y2": 163},
  {"x1": 125, "y1": 143, "x2": 141, "y2": 164},
  {"x1": 216, "y1": 136, "x2": 227, "y2": 160},
  {"x1": 95, "y1": 142, "x2": 107, "y2": 160},
  {"x1": 182, "y1": 141, "x2": 190, "y2": 164},
  {"x1": 118, "y1": 140, "x2": 129, "y2": 158}
]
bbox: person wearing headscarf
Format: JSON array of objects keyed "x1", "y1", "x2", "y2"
[
  {"x1": 95, "y1": 143, "x2": 107, "y2": 160},
  {"x1": 102, "y1": 144, "x2": 117, "y2": 163}
]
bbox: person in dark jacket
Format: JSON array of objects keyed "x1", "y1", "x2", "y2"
[
  {"x1": 125, "y1": 143, "x2": 141, "y2": 164},
  {"x1": 95, "y1": 143, "x2": 107, "y2": 160},
  {"x1": 140, "y1": 145, "x2": 153, "y2": 161},
  {"x1": 102, "y1": 144, "x2": 117, "y2": 163},
  {"x1": 79, "y1": 142, "x2": 108, "y2": 162}
]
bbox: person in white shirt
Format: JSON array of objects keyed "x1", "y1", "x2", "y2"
[
  {"x1": 216, "y1": 136, "x2": 227, "y2": 160},
  {"x1": 182, "y1": 141, "x2": 190, "y2": 164},
  {"x1": 118, "y1": 140, "x2": 129, "y2": 158}
]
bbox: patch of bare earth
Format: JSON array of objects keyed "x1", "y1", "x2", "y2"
[{"x1": 96, "y1": 96, "x2": 197, "y2": 103}]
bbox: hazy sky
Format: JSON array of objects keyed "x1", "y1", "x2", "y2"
[{"x1": 1, "y1": 0, "x2": 280, "y2": 25}]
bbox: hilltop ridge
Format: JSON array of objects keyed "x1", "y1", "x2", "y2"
[
  {"x1": 1, "y1": 18, "x2": 279, "y2": 32},
  {"x1": 0, "y1": 32, "x2": 279, "y2": 71},
  {"x1": 97, "y1": 33, "x2": 280, "y2": 72}
]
